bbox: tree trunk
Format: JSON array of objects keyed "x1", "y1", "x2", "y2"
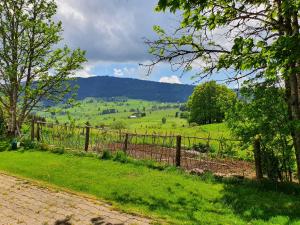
[
  {"x1": 253, "y1": 135, "x2": 263, "y2": 180},
  {"x1": 285, "y1": 73, "x2": 300, "y2": 182},
  {"x1": 7, "y1": 91, "x2": 19, "y2": 137}
]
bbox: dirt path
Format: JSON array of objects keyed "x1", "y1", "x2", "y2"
[{"x1": 0, "y1": 173, "x2": 151, "y2": 225}]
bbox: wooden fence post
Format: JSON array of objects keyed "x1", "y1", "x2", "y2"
[
  {"x1": 85, "y1": 122, "x2": 90, "y2": 152},
  {"x1": 31, "y1": 118, "x2": 35, "y2": 141},
  {"x1": 36, "y1": 122, "x2": 40, "y2": 142},
  {"x1": 176, "y1": 135, "x2": 182, "y2": 167},
  {"x1": 253, "y1": 135, "x2": 263, "y2": 180},
  {"x1": 123, "y1": 133, "x2": 129, "y2": 153}
]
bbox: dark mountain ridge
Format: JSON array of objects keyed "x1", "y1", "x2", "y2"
[{"x1": 70, "y1": 76, "x2": 195, "y2": 102}]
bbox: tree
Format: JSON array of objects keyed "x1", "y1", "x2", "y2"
[
  {"x1": 147, "y1": 0, "x2": 300, "y2": 181},
  {"x1": 227, "y1": 84, "x2": 294, "y2": 181},
  {"x1": 162, "y1": 117, "x2": 167, "y2": 124},
  {"x1": 0, "y1": 0, "x2": 86, "y2": 136},
  {"x1": 188, "y1": 81, "x2": 236, "y2": 124}
]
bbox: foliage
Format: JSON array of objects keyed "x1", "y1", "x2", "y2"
[
  {"x1": 113, "y1": 151, "x2": 128, "y2": 163},
  {"x1": 101, "y1": 150, "x2": 112, "y2": 160},
  {"x1": 21, "y1": 139, "x2": 37, "y2": 150},
  {"x1": 1, "y1": 151, "x2": 300, "y2": 225},
  {"x1": 0, "y1": 0, "x2": 86, "y2": 135},
  {"x1": 161, "y1": 117, "x2": 167, "y2": 124},
  {"x1": 0, "y1": 109, "x2": 5, "y2": 135},
  {"x1": 149, "y1": 0, "x2": 300, "y2": 181},
  {"x1": 226, "y1": 84, "x2": 295, "y2": 181},
  {"x1": 188, "y1": 81, "x2": 236, "y2": 125}
]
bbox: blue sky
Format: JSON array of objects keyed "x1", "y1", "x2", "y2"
[{"x1": 55, "y1": 0, "x2": 232, "y2": 86}]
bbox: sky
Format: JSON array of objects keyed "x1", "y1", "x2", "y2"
[{"x1": 55, "y1": 0, "x2": 200, "y2": 85}]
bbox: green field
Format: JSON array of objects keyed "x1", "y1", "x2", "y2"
[
  {"x1": 39, "y1": 98, "x2": 231, "y2": 139},
  {"x1": 0, "y1": 149, "x2": 299, "y2": 225}
]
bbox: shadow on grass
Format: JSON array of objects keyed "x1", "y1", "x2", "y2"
[
  {"x1": 220, "y1": 178, "x2": 300, "y2": 223},
  {"x1": 111, "y1": 176, "x2": 300, "y2": 224}
]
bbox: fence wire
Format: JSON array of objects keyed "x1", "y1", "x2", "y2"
[{"x1": 31, "y1": 121, "x2": 254, "y2": 177}]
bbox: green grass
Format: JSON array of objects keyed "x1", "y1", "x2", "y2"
[
  {"x1": 39, "y1": 98, "x2": 232, "y2": 139},
  {"x1": 0, "y1": 150, "x2": 300, "y2": 225}
]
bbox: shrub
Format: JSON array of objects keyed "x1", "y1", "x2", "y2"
[
  {"x1": 162, "y1": 117, "x2": 167, "y2": 124},
  {"x1": 192, "y1": 143, "x2": 210, "y2": 153},
  {"x1": 38, "y1": 143, "x2": 50, "y2": 151},
  {"x1": 50, "y1": 147, "x2": 64, "y2": 154},
  {"x1": 113, "y1": 151, "x2": 128, "y2": 163},
  {"x1": 21, "y1": 139, "x2": 36, "y2": 150},
  {"x1": 101, "y1": 150, "x2": 112, "y2": 160}
]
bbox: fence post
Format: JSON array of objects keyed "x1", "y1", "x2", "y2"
[
  {"x1": 123, "y1": 133, "x2": 129, "y2": 154},
  {"x1": 85, "y1": 122, "x2": 90, "y2": 152},
  {"x1": 176, "y1": 135, "x2": 182, "y2": 167},
  {"x1": 36, "y1": 122, "x2": 40, "y2": 142},
  {"x1": 31, "y1": 118, "x2": 35, "y2": 141}
]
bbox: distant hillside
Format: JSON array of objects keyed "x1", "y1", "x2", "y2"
[{"x1": 70, "y1": 76, "x2": 195, "y2": 102}]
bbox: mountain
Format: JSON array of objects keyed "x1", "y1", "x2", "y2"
[{"x1": 70, "y1": 76, "x2": 195, "y2": 102}]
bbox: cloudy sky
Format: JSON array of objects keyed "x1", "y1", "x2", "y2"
[{"x1": 55, "y1": 0, "x2": 197, "y2": 84}]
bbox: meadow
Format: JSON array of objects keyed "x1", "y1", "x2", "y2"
[
  {"x1": 0, "y1": 149, "x2": 299, "y2": 225},
  {"x1": 39, "y1": 98, "x2": 232, "y2": 139}
]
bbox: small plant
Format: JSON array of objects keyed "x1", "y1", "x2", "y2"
[
  {"x1": 192, "y1": 143, "x2": 210, "y2": 153},
  {"x1": 162, "y1": 117, "x2": 167, "y2": 124},
  {"x1": 113, "y1": 151, "x2": 128, "y2": 163},
  {"x1": 21, "y1": 139, "x2": 36, "y2": 150},
  {"x1": 38, "y1": 143, "x2": 50, "y2": 151},
  {"x1": 101, "y1": 149, "x2": 112, "y2": 160},
  {"x1": 50, "y1": 147, "x2": 65, "y2": 154}
]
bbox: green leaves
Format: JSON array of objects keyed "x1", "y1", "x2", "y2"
[
  {"x1": 0, "y1": 0, "x2": 86, "y2": 133},
  {"x1": 188, "y1": 81, "x2": 236, "y2": 125}
]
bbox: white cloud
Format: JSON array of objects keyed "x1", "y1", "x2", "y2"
[
  {"x1": 75, "y1": 63, "x2": 96, "y2": 78},
  {"x1": 159, "y1": 76, "x2": 182, "y2": 84},
  {"x1": 113, "y1": 68, "x2": 124, "y2": 77}
]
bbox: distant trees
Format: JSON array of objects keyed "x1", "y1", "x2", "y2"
[
  {"x1": 101, "y1": 109, "x2": 118, "y2": 115},
  {"x1": 0, "y1": 0, "x2": 86, "y2": 136},
  {"x1": 188, "y1": 81, "x2": 236, "y2": 125}
]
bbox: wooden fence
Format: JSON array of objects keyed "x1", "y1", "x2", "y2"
[{"x1": 29, "y1": 120, "x2": 254, "y2": 177}]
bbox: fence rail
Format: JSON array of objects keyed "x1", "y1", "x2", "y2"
[{"x1": 29, "y1": 120, "x2": 254, "y2": 177}]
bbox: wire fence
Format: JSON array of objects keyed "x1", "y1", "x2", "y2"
[{"x1": 30, "y1": 121, "x2": 254, "y2": 177}]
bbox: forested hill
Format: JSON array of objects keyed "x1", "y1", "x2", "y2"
[{"x1": 70, "y1": 76, "x2": 195, "y2": 102}]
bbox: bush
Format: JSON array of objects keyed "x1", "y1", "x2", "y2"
[
  {"x1": 113, "y1": 151, "x2": 128, "y2": 163},
  {"x1": 50, "y1": 147, "x2": 64, "y2": 154},
  {"x1": 192, "y1": 143, "x2": 210, "y2": 153},
  {"x1": 21, "y1": 139, "x2": 37, "y2": 150},
  {"x1": 38, "y1": 143, "x2": 50, "y2": 151},
  {"x1": 101, "y1": 150, "x2": 112, "y2": 160}
]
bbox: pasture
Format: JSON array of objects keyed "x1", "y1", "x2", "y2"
[{"x1": 39, "y1": 98, "x2": 231, "y2": 139}]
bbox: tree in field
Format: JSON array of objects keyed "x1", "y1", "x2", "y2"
[
  {"x1": 188, "y1": 81, "x2": 236, "y2": 125},
  {"x1": 0, "y1": 0, "x2": 86, "y2": 136},
  {"x1": 147, "y1": 0, "x2": 300, "y2": 181},
  {"x1": 227, "y1": 84, "x2": 294, "y2": 181}
]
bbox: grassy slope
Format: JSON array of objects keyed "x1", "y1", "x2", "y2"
[
  {"x1": 39, "y1": 99, "x2": 231, "y2": 139},
  {"x1": 0, "y1": 150, "x2": 299, "y2": 225}
]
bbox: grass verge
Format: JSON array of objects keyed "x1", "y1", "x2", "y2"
[{"x1": 0, "y1": 149, "x2": 300, "y2": 225}]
